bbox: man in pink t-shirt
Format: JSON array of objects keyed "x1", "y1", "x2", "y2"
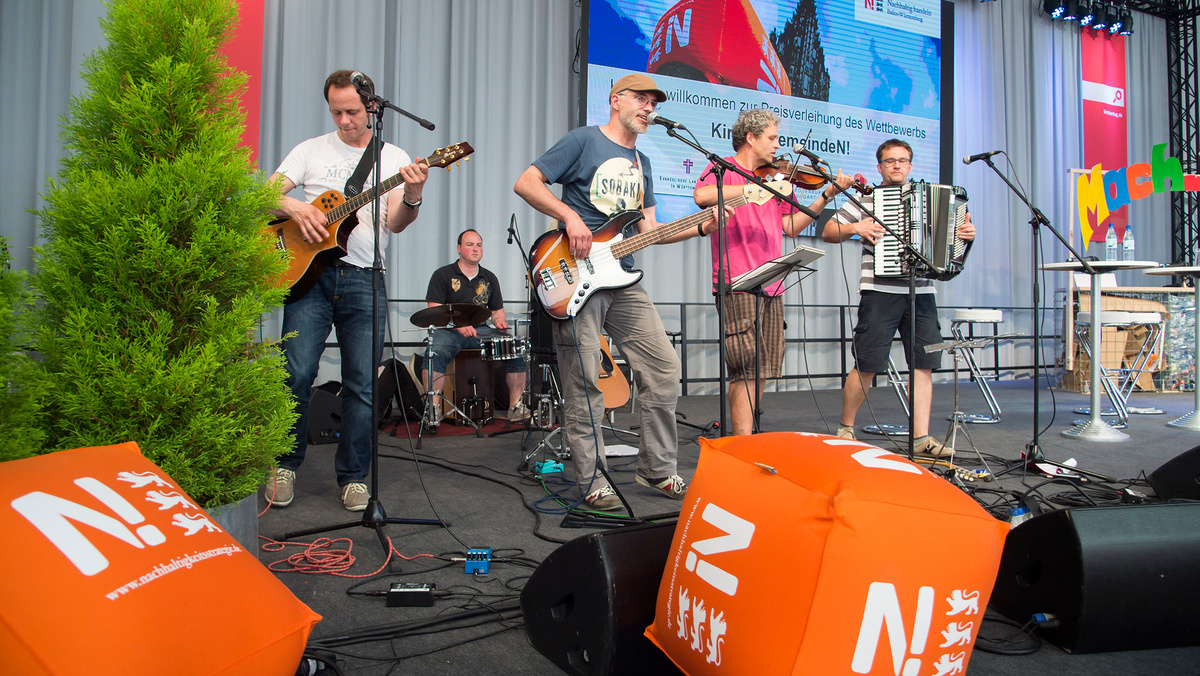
[{"x1": 694, "y1": 109, "x2": 849, "y2": 435}]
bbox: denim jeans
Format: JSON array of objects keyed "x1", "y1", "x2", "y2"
[{"x1": 278, "y1": 264, "x2": 384, "y2": 486}]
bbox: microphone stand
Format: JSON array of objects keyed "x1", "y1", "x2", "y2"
[
  {"x1": 975, "y1": 156, "x2": 1110, "y2": 481},
  {"x1": 285, "y1": 84, "x2": 443, "y2": 558},
  {"x1": 661, "y1": 126, "x2": 819, "y2": 436}
]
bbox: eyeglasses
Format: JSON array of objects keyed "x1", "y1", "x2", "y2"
[
  {"x1": 880, "y1": 157, "x2": 912, "y2": 167},
  {"x1": 621, "y1": 90, "x2": 658, "y2": 109}
]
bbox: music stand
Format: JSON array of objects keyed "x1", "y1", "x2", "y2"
[{"x1": 730, "y1": 244, "x2": 825, "y2": 293}]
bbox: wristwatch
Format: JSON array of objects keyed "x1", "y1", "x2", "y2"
[{"x1": 402, "y1": 196, "x2": 423, "y2": 209}]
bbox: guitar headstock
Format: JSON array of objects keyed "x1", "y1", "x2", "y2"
[
  {"x1": 426, "y1": 141, "x2": 475, "y2": 170},
  {"x1": 743, "y1": 180, "x2": 793, "y2": 205}
]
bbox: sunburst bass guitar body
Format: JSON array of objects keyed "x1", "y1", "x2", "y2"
[{"x1": 528, "y1": 180, "x2": 792, "y2": 320}]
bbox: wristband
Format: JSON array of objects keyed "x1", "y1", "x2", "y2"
[
  {"x1": 697, "y1": 223, "x2": 707, "y2": 238},
  {"x1": 402, "y1": 196, "x2": 423, "y2": 209}
]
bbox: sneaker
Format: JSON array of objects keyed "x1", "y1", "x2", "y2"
[
  {"x1": 836, "y1": 425, "x2": 857, "y2": 440},
  {"x1": 508, "y1": 402, "x2": 531, "y2": 421},
  {"x1": 585, "y1": 485, "x2": 622, "y2": 511},
  {"x1": 913, "y1": 435, "x2": 953, "y2": 458},
  {"x1": 341, "y1": 482, "x2": 370, "y2": 511},
  {"x1": 266, "y1": 467, "x2": 295, "y2": 507},
  {"x1": 636, "y1": 474, "x2": 687, "y2": 500}
]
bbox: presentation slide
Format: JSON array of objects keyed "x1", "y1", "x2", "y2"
[{"x1": 586, "y1": 0, "x2": 951, "y2": 226}]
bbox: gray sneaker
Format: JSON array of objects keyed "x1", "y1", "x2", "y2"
[
  {"x1": 585, "y1": 485, "x2": 622, "y2": 511},
  {"x1": 636, "y1": 474, "x2": 687, "y2": 500},
  {"x1": 913, "y1": 435, "x2": 953, "y2": 458},
  {"x1": 341, "y1": 482, "x2": 370, "y2": 511},
  {"x1": 266, "y1": 467, "x2": 295, "y2": 507}
]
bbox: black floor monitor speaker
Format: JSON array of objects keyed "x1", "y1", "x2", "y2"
[
  {"x1": 521, "y1": 521, "x2": 682, "y2": 676},
  {"x1": 306, "y1": 382, "x2": 342, "y2": 444},
  {"x1": 1148, "y1": 444, "x2": 1200, "y2": 501},
  {"x1": 989, "y1": 503, "x2": 1200, "y2": 654}
]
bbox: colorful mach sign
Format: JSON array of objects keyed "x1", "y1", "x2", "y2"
[
  {"x1": 1077, "y1": 143, "x2": 1200, "y2": 243},
  {"x1": 1081, "y1": 32, "x2": 1128, "y2": 242}
]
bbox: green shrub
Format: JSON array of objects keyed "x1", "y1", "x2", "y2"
[
  {"x1": 0, "y1": 240, "x2": 46, "y2": 462},
  {"x1": 31, "y1": 0, "x2": 294, "y2": 508}
]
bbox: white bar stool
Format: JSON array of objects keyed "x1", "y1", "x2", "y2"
[
  {"x1": 1118, "y1": 312, "x2": 1165, "y2": 415},
  {"x1": 949, "y1": 309, "x2": 1004, "y2": 423}
]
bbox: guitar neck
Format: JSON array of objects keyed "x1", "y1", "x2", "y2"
[
  {"x1": 325, "y1": 157, "x2": 431, "y2": 224},
  {"x1": 610, "y1": 191, "x2": 753, "y2": 259}
]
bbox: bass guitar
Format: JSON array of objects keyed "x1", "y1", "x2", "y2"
[
  {"x1": 528, "y1": 180, "x2": 792, "y2": 320},
  {"x1": 268, "y1": 141, "x2": 474, "y2": 298}
]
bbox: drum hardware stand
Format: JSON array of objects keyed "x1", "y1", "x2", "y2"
[
  {"x1": 411, "y1": 307, "x2": 490, "y2": 449},
  {"x1": 519, "y1": 360, "x2": 570, "y2": 470}
]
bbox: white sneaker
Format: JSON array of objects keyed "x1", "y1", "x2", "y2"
[
  {"x1": 266, "y1": 467, "x2": 295, "y2": 507},
  {"x1": 341, "y1": 482, "x2": 369, "y2": 511}
]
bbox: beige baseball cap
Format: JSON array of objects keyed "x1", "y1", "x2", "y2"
[{"x1": 609, "y1": 73, "x2": 667, "y2": 103}]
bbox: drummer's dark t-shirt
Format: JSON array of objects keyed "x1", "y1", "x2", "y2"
[{"x1": 425, "y1": 262, "x2": 504, "y2": 327}]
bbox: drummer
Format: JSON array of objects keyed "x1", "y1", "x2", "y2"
[{"x1": 423, "y1": 229, "x2": 528, "y2": 424}]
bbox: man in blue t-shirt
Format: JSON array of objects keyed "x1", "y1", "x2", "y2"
[{"x1": 514, "y1": 73, "x2": 718, "y2": 511}]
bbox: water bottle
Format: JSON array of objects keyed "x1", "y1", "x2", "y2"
[
  {"x1": 1122, "y1": 225, "x2": 1136, "y2": 261},
  {"x1": 1105, "y1": 224, "x2": 1118, "y2": 261}
]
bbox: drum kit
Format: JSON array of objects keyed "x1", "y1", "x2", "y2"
[{"x1": 409, "y1": 302, "x2": 532, "y2": 446}]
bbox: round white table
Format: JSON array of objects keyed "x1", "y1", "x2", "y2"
[
  {"x1": 1142, "y1": 265, "x2": 1200, "y2": 430},
  {"x1": 1042, "y1": 260, "x2": 1161, "y2": 441}
]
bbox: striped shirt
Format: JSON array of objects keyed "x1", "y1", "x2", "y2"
[{"x1": 832, "y1": 190, "x2": 935, "y2": 295}]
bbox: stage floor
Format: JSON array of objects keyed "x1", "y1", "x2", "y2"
[{"x1": 256, "y1": 378, "x2": 1200, "y2": 675}]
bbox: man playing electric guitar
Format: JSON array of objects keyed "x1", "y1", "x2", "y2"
[
  {"x1": 264, "y1": 69, "x2": 428, "y2": 513},
  {"x1": 514, "y1": 73, "x2": 722, "y2": 511}
]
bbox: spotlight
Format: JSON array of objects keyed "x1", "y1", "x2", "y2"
[
  {"x1": 1106, "y1": 3, "x2": 1122, "y2": 32},
  {"x1": 1078, "y1": 0, "x2": 1095, "y2": 25},
  {"x1": 1062, "y1": 0, "x2": 1080, "y2": 20},
  {"x1": 1118, "y1": 6, "x2": 1133, "y2": 34},
  {"x1": 1090, "y1": 2, "x2": 1109, "y2": 29},
  {"x1": 1044, "y1": 0, "x2": 1066, "y2": 17}
]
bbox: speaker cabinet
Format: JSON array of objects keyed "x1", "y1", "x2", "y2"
[
  {"x1": 521, "y1": 521, "x2": 681, "y2": 676},
  {"x1": 990, "y1": 504, "x2": 1200, "y2": 653},
  {"x1": 1149, "y1": 444, "x2": 1200, "y2": 501},
  {"x1": 305, "y1": 382, "x2": 341, "y2": 444}
]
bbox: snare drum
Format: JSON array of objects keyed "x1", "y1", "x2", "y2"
[{"x1": 480, "y1": 335, "x2": 529, "y2": 362}]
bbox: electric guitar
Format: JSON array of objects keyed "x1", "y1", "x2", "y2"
[
  {"x1": 528, "y1": 181, "x2": 792, "y2": 320},
  {"x1": 268, "y1": 141, "x2": 474, "y2": 298},
  {"x1": 597, "y1": 335, "x2": 630, "y2": 410}
]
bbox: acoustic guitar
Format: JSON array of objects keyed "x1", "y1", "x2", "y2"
[
  {"x1": 528, "y1": 180, "x2": 792, "y2": 320},
  {"x1": 268, "y1": 141, "x2": 474, "y2": 298},
  {"x1": 597, "y1": 335, "x2": 630, "y2": 410}
]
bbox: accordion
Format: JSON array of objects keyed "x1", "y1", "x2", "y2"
[{"x1": 872, "y1": 181, "x2": 970, "y2": 281}]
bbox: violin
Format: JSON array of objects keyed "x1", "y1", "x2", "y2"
[{"x1": 754, "y1": 155, "x2": 873, "y2": 196}]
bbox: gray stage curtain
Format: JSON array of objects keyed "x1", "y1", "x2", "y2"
[{"x1": 0, "y1": 0, "x2": 1178, "y2": 389}]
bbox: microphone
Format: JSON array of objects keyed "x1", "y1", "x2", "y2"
[
  {"x1": 350, "y1": 71, "x2": 372, "y2": 90},
  {"x1": 791, "y1": 142, "x2": 826, "y2": 166},
  {"x1": 647, "y1": 112, "x2": 686, "y2": 130},
  {"x1": 962, "y1": 150, "x2": 1002, "y2": 165},
  {"x1": 507, "y1": 214, "x2": 516, "y2": 245}
]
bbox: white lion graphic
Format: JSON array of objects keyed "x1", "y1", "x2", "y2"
[
  {"x1": 689, "y1": 599, "x2": 707, "y2": 653},
  {"x1": 116, "y1": 470, "x2": 171, "y2": 489},
  {"x1": 676, "y1": 588, "x2": 691, "y2": 640},
  {"x1": 145, "y1": 490, "x2": 196, "y2": 511},
  {"x1": 171, "y1": 512, "x2": 222, "y2": 536},
  {"x1": 931, "y1": 651, "x2": 966, "y2": 676},
  {"x1": 940, "y1": 621, "x2": 974, "y2": 648},
  {"x1": 945, "y1": 589, "x2": 980, "y2": 616},
  {"x1": 706, "y1": 610, "x2": 726, "y2": 665}
]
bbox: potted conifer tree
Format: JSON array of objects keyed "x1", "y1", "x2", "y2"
[{"x1": 30, "y1": 0, "x2": 294, "y2": 535}]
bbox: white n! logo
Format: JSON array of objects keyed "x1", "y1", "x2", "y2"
[
  {"x1": 11, "y1": 477, "x2": 167, "y2": 576},
  {"x1": 685, "y1": 503, "x2": 754, "y2": 596},
  {"x1": 664, "y1": 8, "x2": 692, "y2": 54},
  {"x1": 851, "y1": 582, "x2": 935, "y2": 676}
]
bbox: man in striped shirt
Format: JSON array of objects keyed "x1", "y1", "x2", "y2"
[{"x1": 822, "y1": 139, "x2": 975, "y2": 456}]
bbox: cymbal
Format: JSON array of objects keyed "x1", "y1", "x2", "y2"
[{"x1": 410, "y1": 303, "x2": 490, "y2": 328}]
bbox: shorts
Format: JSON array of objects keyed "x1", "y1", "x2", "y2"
[
  {"x1": 851, "y1": 290, "x2": 942, "y2": 374},
  {"x1": 722, "y1": 293, "x2": 784, "y2": 382}
]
